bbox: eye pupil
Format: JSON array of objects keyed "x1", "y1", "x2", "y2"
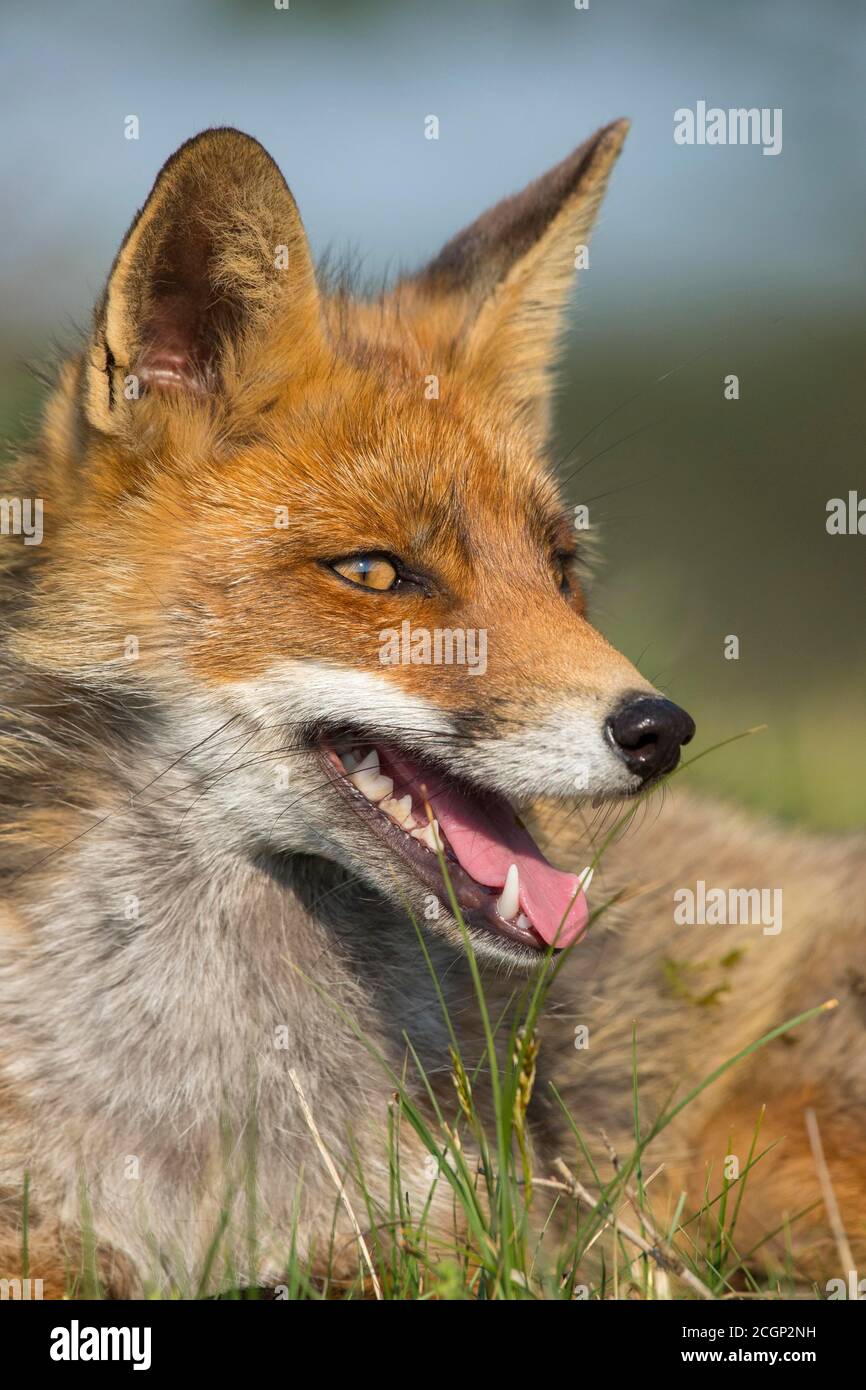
[{"x1": 331, "y1": 555, "x2": 398, "y2": 591}]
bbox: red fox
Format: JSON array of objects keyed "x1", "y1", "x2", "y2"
[{"x1": 0, "y1": 121, "x2": 863, "y2": 1297}]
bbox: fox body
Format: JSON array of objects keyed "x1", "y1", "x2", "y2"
[{"x1": 0, "y1": 124, "x2": 864, "y2": 1296}]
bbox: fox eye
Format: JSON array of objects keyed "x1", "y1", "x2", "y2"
[
  {"x1": 555, "y1": 551, "x2": 580, "y2": 598},
  {"x1": 330, "y1": 554, "x2": 399, "y2": 592}
]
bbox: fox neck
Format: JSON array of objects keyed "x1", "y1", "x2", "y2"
[{"x1": 6, "y1": 688, "x2": 475, "y2": 1153}]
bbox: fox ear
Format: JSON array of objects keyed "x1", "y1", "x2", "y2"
[
  {"x1": 413, "y1": 120, "x2": 629, "y2": 447},
  {"x1": 84, "y1": 127, "x2": 323, "y2": 432}
]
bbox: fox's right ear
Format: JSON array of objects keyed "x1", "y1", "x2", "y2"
[
  {"x1": 83, "y1": 127, "x2": 324, "y2": 433},
  {"x1": 410, "y1": 120, "x2": 629, "y2": 449}
]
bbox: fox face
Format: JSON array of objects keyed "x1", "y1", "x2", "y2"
[{"x1": 19, "y1": 123, "x2": 693, "y2": 966}]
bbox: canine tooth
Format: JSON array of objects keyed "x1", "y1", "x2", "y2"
[
  {"x1": 341, "y1": 750, "x2": 360, "y2": 773},
  {"x1": 496, "y1": 863, "x2": 520, "y2": 921},
  {"x1": 354, "y1": 749, "x2": 379, "y2": 774},
  {"x1": 577, "y1": 866, "x2": 594, "y2": 894},
  {"x1": 350, "y1": 768, "x2": 393, "y2": 802},
  {"x1": 414, "y1": 820, "x2": 442, "y2": 852}
]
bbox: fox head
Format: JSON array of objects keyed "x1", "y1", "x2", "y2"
[{"x1": 14, "y1": 122, "x2": 694, "y2": 965}]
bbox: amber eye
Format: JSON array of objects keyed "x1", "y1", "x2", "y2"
[{"x1": 330, "y1": 554, "x2": 399, "y2": 592}]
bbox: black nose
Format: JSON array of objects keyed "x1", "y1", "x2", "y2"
[{"x1": 605, "y1": 695, "x2": 695, "y2": 782}]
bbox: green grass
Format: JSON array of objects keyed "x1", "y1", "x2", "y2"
[{"x1": 50, "y1": 973, "x2": 831, "y2": 1301}]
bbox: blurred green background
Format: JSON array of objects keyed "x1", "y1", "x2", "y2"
[{"x1": 1, "y1": 0, "x2": 863, "y2": 828}]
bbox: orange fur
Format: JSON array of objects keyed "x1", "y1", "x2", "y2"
[{"x1": 1, "y1": 123, "x2": 863, "y2": 1299}]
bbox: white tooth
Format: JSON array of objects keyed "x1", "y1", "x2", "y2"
[
  {"x1": 496, "y1": 863, "x2": 520, "y2": 921},
  {"x1": 391, "y1": 794, "x2": 415, "y2": 827},
  {"x1": 380, "y1": 794, "x2": 413, "y2": 826},
  {"x1": 577, "y1": 866, "x2": 594, "y2": 894},
  {"x1": 414, "y1": 820, "x2": 442, "y2": 852},
  {"x1": 515, "y1": 913, "x2": 532, "y2": 931},
  {"x1": 354, "y1": 749, "x2": 379, "y2": 774},
  {"x1": 351, "y1": 768, "x2": 393, "y2": 802}
]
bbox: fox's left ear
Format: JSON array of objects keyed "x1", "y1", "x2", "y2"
[
  {"x1": 83, "y1": 127, "x2": 324, "y2": 433},
  {"x1": 411, "y1": 119, "x2": 628, "y2": 447}
]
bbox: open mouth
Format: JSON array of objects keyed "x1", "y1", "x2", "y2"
[{"x1": 318, "y1": 739, "x2": 592, "y2": 954}]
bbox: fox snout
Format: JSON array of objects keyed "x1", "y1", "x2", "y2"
[{"x1": 605, "y1": 694, "x2": 696, "y2": 782}]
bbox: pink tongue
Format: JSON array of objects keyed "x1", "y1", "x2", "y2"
[{"x1": 386, "y1": 752, "x2": 589, "y2": 949}]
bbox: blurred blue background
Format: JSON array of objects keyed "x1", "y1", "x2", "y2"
[{"x1": 2, "y1": 0, "x2": 864, "y2": 825}]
